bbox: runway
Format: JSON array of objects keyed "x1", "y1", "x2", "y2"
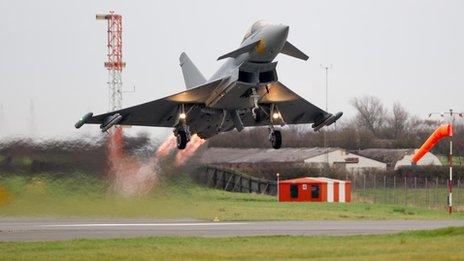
[{"x1": 1, "y1": 218, "x2": 463, "y2": 242}]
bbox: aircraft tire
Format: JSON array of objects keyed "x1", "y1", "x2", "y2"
[
  {"x1": 271, "y1": 130, "x2": 282, "y2": 149},
  {"x1": 177, "y1": 131, "x2": 188, "y2": 149}
]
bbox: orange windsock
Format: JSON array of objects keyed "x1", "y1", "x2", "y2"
[{"x1": 411, "y1": 124, "x2": 453, "y2": 163}]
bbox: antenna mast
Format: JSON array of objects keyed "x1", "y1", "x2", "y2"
[{"x1": 96, "y1": 11, "x2": 126, "y2": 111}]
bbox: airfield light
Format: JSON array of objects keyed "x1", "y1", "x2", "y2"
[{"x1": 179, "y1": 113, "x2": 186, "y2": 120}]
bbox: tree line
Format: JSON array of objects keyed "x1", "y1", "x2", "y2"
[{"x1": 208, "y1": 95, "x2": 464, "y2": 156}]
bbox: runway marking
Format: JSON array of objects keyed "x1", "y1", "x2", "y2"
[{"x1": 40, "y1": 222, "x2": 247, "y2": 228}]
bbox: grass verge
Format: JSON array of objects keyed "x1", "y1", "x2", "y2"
[
  {"x1": 1, "y1": 227, "x2": 464, "y2": 260},
  {"x1": 0, "y1": 173, "x2": 463, "y2": 220}
]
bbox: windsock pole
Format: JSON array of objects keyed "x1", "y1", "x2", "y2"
[
  {"x1": 411, "y1": 122, "x2": 454, "y2": 213},
  {"x1": 448, "y1": 134, "x2": 453, "y2": 214},
  {"x1": 425, "y1": 109, "x2": 464, "y2": 214}
]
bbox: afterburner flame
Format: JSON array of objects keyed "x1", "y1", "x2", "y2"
[
  {"x1": 155, "y1": 134, "x2": 177, "y2": 158},
  {"x1": 175, "y1": 134, "x2": 206, "y2": 166},
  {"x1": 107, "y1": 129, "x2": 205, "y2": 197}
]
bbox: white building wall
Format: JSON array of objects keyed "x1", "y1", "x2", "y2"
[
  {"x1": 395, "y1": 151, "x2": 442, "y2": 170},
  {"x1": 339, "y1": 181, "x2": 346, "y2": 203},
  {"x1": 326, "y1": 180, "x2": 334, "y2": 202},
  {"x1": 304, "y1": 149, "x2": 387, "y2": 172}
]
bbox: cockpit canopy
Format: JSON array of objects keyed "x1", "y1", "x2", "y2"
[{"x1": 243, "y1": 20, "x2": 270, "y2": 42}]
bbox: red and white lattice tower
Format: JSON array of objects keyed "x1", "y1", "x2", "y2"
[{"x1": 96, "y1": 11, "x2": 126, "y2": 111}]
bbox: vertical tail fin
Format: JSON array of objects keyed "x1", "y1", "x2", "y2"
[{"x1": 179, "y1": 52, "x2": 206, "y2": 89}]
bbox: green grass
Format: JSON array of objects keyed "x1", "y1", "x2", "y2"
[
  {"x1": 11, "y1": 156, "x2": 33, "y2": 167},
  {"x1": 1, "y1": 227, "x2": 464, "y2": 260},
  {"x1": 437, "y1": 155, "x2": 464, "y2": 166},
  {"x1": 354, "y1": 187, "x2": 464, "y2": 210},
  {"x1": 0, "y1": 173, "x2": 462, "y2": 221}
]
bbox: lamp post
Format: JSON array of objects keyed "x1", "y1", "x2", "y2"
[
  {"x1": 321, "y1": 64, "x2": 332, "y2": 166},
  {"x1": 428, "y1": 109, "x2": 463, "y2": 214}
]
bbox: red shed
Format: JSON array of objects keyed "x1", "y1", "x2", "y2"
[{"x1": 278, "y1": 177, "x2": 351, "y2": 203}]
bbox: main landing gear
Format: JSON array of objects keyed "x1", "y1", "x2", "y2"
[{"x1": 176, "y1": 130, "x2": 189, "y2": 149}]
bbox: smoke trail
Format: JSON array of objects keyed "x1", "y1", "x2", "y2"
[{"x1": 107, "y1": 129, "x2": 205, "y2": 197}]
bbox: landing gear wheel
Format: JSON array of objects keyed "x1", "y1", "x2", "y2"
[
  {"x1": 177, "y1": 131, "x2": 188, "y2": 149},
  {"x1": 270, "y1": 130, "x2": 282, "y2": 149}
]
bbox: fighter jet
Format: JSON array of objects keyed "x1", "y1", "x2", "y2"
[{"x1": 75, "y1": 20, "x2": 343, "y2": 149}]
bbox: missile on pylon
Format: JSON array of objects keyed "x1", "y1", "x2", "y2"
[
  {"x1": 312, "y1": 111, "x2": 343, "y2": 132},
  {"x1": 74, "y1": 112, "x2": 94, "y2": 129}
]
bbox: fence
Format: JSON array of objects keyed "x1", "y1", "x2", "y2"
[
  {"x1": 196, "y1": 166, "x2": 464, "y2": 211},
  {"x1": 350, "y1": 174, "x2": 464, "y2": 210},
  {"x1": 196, "y1": 166, "x2": 277, "y2": 195}
]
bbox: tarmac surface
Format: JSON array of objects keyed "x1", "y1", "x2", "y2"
[{"x1": 1, "y1": 218, "x2": 463, "y2": 242}]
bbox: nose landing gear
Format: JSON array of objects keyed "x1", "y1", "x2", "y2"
[
  {"x1": 252, "y1": 107, "x2": 261, "y2": 122},
  {"x1": 268, "y1": 104, "x2": 284, "y2": 149},
  {"x1": 269, "y1": 128, "x2": 282, "y2": 149},
  {"x1": 175, "y1": 104, "x2": 191, "y2": 150}
]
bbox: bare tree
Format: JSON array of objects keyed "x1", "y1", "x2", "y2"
[
  {"x1": 351, "y1": 96, "x2": 386, "y2": 136},
  {"x1": 389, "y1": 102, "x2": 409, "y2": 139}
]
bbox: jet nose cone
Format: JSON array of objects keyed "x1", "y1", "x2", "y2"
[
  {"x1": 276, "y1": 25, "x2": 289, "y2": 38},
  {"x1": 282, "y1": 25, "x2": 289, "y2": 33}
]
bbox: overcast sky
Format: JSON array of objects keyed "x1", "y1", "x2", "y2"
[{"x1": 1, "y1": 0, "x2": 463, "y2": 139}]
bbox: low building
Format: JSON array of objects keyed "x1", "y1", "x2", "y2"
[
  {"x1": 304, "y1": 149, "x2": 387, "y2": 172},
  {"x1": 200, "y1": 147, "x2": 387, "y2": 173},
  {"x1": 278, "y1": 177, "x2": 351, "y2": 203},
  {"x1": 354, "y1": 149, "x2": 442, "y2": 170}
]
